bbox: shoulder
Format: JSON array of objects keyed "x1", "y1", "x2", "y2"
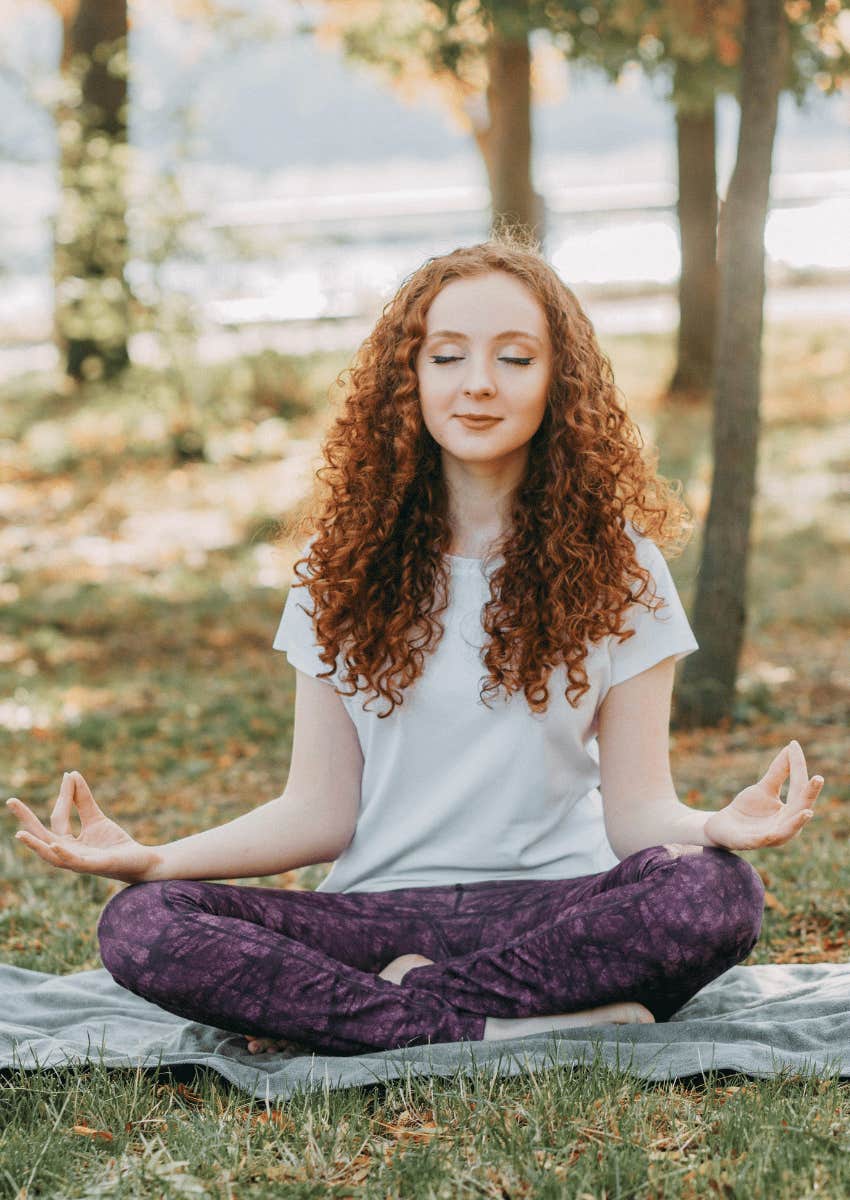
[{"x1": 621, "y1": 520, "x2": 669, "y2": 581}]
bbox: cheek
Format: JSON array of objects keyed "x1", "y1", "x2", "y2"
[
  {"x1": 418, "y1": 375, "x2": 454, "y2": 415},
  {"x1": 417, "y1": 388, "x2": 451, "y2": 437}
]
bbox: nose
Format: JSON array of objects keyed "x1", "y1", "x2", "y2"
[{"x1": 461, "y1": 353, "x2": 496, "y2": 397}]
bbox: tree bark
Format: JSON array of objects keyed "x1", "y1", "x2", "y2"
[
  {"x1": 474, "y1": 28, "x2": 545, "y2": 244},
  {"x1": 669, "y1": 74, "x2": 718, "y2": 397},
  {"x1": 54, "y1": 0, "x2": 130, "y2": 380},
  {"x1": 675, "y1": 0, "x2": 784, "y2": 728}
]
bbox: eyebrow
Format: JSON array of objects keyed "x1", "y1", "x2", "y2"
[{"x1": 425, "y1": 328, "x2": 543, "y2": 346}]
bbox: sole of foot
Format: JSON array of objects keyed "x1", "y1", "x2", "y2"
[
  {"x1": 484, "y1": 1001, "x2": 655, "y2": 1041},
  {"x1": 378, "y1": 953, "x2": 435, "y2": 985}
]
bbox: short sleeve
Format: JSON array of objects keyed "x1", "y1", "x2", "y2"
[
  {"x1": 607, "y1": 533, "x2": 699, "y2": 688},
  {"x1": 272, "y1": 540, "x2": 339, "y2": 680},
  {"x1": 272, "y1": 581, "x2": 331, "y2": 679}
]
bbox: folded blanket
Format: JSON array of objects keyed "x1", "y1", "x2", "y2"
[{"x1": 2, "y1": 961, "x2": 849, "y2": 1100}]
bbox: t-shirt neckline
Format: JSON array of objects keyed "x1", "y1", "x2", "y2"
[{"x1": 443, "y1": 552, "x2": 503, "y2": 572}]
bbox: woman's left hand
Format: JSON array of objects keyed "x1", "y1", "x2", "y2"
[{"x1": 703, "y1": 740, "x2": 824, "y2": 851}]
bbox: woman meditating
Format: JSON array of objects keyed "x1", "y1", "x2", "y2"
[{"x1": 8, "y1": 237, "x2": 824, "y2": 1057}]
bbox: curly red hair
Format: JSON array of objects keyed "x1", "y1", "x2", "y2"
[{"x1": 277, "y1": 232, "x2": 694, "y2": 718}]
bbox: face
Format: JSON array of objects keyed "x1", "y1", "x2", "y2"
[{"x1": 415, "y1": 271, "x2": 552, "y2": 472}]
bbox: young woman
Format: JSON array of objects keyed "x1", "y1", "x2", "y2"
[{"x1": 8, "y1": 238, "x2": 824, "y2": 1058}]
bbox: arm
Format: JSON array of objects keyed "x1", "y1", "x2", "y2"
[
  {"x1": 9, "y1": 669, "x2": 363, "y2": 884},
  {"x1": 597, "y1": 655, "x2": 716, "y2": 860},
  {"x1": 146, "y1": 669, "x2": 363, "y2": 881},
  {"x1": 597, "y1": 656, "x2": 825, "y2": 858}
]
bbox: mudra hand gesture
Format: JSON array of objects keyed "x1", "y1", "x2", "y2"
[
  {"x1": 7, "y1": 771, "x2": 157, "y2": 884},
  {"x1": 704, "y1": 740, "x2": 824, "y2": 851}
]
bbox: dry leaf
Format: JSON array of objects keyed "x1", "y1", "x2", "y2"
[
  {"x1": 70, "y1": 1124, "x2": 113, "y2": 1141},
  {"x1": 763, "y1": 890, "x2": 789, "y2": 916},
  {"x1": 253, "y1": 1108, "x2": 294, "y2": 1130}
]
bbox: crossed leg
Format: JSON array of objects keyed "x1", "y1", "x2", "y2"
[
  {"x1": 97, "y1": 843, "x2": 764, "y2": 1055},
  {"x1": 394, "y1": 844, "x2": 764, "y2": 1027}
]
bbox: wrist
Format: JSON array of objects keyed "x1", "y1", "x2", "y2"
[
  {"x1": 701, "y1": 807, "x2": 736, "y2": 849},
  {"x1": 670, "y1": 803, "x2": 720, "y2": 848},
  {"x1": 139, "y1": 845, "x2": 168, "y2": 882}
]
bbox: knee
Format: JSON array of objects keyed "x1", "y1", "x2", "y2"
[
  {"x1": 676, "y1": 845, "x2": 766, "y2": 958},
  {"x1": 727, "y1": 853, "x2": 766, "y2": 954},
  {"x1": 97, "y1": 880, "x2": 174, "y2": 983}
]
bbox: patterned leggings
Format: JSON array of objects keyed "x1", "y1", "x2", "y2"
[{"x1": 97, "y1": 843, "x2": 765, "y2": 1056}]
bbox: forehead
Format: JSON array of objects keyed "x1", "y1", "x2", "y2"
[{"x1": 424, "y1": 271, "x2": 546, "y2": 336}]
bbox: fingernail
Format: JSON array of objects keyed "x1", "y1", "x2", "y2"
[{"x1": 813, "y1": 776, "x2": 824, "y2": 784}]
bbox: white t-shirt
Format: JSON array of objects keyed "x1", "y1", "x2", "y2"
[{"x1": 272, "y1": 526, "x2": 699, "y2": 893}]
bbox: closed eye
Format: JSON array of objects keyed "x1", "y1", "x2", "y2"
[{"x1": 429, "y1": 356, "x2": 534, "y2": 366}]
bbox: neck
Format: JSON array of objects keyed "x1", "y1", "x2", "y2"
[{"x1": 442, "y1": 452, "x2": 524, "y2": 560}]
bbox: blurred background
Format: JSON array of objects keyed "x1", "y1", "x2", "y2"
[{"x1": 1, "y1": 0, "x2": 849, "y2": 913}]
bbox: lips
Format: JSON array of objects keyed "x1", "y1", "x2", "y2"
[{"x1": 456, "y1": 415, "x2": 502, "y2": 428}]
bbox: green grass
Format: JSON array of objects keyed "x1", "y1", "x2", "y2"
[
  {"x1": 2, "y1": 1056, "x2": 849, "y2": 1198},
  {"x1": 1, "y1": 323, "x2": 849, "y2": 1197}
]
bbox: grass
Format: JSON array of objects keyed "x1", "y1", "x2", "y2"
[{"x1": 0, "y1": 321, "x2": 849, "y2": 1197}]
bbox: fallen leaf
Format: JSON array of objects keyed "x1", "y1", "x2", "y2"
[
  {"x1": 763, "y1": 891, "x2": 789, "y2": 916},
  {"x1": 70, "y1": 1124, "x2": 113, "y2": 1141}
]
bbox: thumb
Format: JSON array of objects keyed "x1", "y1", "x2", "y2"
[
  {"x1": 70, "y1": 772, "x2": 103, "y2": 822},
  {"x1": 759, "y1": 743, "x2": 791, "y2": 794}
]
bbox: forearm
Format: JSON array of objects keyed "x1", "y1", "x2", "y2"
[
  {"x1": 143, "y1": 790, "x2": 346, "y2": 882},
  {"x1": 607, "y1": 797, "x2": 721, "y2": 862}
]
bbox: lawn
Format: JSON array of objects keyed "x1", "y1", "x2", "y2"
[{"x1": 1, "y1": 319, "x2": 848, "y2": 1197}]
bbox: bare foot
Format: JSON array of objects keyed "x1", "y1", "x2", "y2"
[
  {"x1": 483, "y1": 1001, "x2": 655, "y2": 1041},
  {"x1": 378, "y1": 953, "x2": 435, "y2": 985},
  {"x1": 244, "y1": 1036, "x2": 293, "y2": 1055}
]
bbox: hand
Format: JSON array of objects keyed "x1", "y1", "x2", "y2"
[
  {"x1": 703, "y1": 740, "x2": 824, "y2": 851},
  {"x1": 7, "y1": 771, "x2": 160, "y2": 884}
]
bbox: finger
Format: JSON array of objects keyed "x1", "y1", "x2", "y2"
[
  {"x1": 70, "y1": 771, "x2": 102, "y2": 824},
  {"x1": 14, "y1": 830, "x2": 68, "y2": 870},
  {"x1": 43, "y1": 839, "x2": 92, "y2": 872},
  {"x1": 40, "y1": 835, "x2": 99, "y2": 873},
  {"x1": 775, "y1": 808, "x2": 815, "y2": 846},
  {"x1": 50, "y1": 773, "x2": 75, "y2": 838},
  {"x1": 786, "y1": 740, "x2": 809, "y2": 809},
  {"x1": 760, "y1": 744, "x2": 791, "y2": 796},
  {"x1": 6, "y1": 798, "x2": 53, "y2": 842},
  {"x1": 801, "y1": 772, "x2": 825, "y2": 820},
  {"x1": 806, "y1": 776, "x2": 825, "y2": 807}
]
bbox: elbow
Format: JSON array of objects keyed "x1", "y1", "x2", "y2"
[{"x1": 330, "y1": 825, "x2": 356, "y2": 859}]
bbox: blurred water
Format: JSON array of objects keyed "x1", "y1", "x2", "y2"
[{"x1": 0, "y1": 157, "x2": 848, "y2": 361}]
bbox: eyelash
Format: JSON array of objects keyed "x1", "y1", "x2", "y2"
[{"x1": 428, "y1": 356, "x2": 534, "y2": 366}]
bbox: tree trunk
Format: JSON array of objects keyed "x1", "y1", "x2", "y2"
[
  {"x1": 54, "y1": 0, "x2": 130, "y2": 380},
  {"x1": 674, "y1": 0, "x2": 784, "y2": 729},
  {"x1": 474, "y1": 28, "x2": 545, "y2": 244},
  {"x1": 669, "y1": 72, "x2": 718, "y2": 398}
]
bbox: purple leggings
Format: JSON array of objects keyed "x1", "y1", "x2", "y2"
[{"x1": 97, "y1": 843, "x2": 764, "y2": 1056}]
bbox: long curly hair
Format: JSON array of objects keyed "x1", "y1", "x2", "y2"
[{"x1": 277, "y1": 232, "x2": 694, "y2": 718}]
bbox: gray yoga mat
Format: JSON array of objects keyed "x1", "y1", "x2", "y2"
[{"x1": 2, "y1": 961, "x2": 849, "y2": 1100}]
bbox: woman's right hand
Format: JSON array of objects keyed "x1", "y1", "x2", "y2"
[{"x1": 7, "y1": 771, "x2": 160, "y2": 884}]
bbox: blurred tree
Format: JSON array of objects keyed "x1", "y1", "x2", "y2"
[
  {"x1": 54, "y1": 0, "x2": 130, "y2": 380},
  {"x1": 548, "y1": 0, "x2": 850, "y2": 399},
  {"x1": 675, "y1": 0, "x2": 785, "y2": 728},
  {"x1": 310, "y1": 0, "x2": 550, "y2": 241},
  {"x1": 0, "y1": 0, "x2": 283, "y2": 384}
]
